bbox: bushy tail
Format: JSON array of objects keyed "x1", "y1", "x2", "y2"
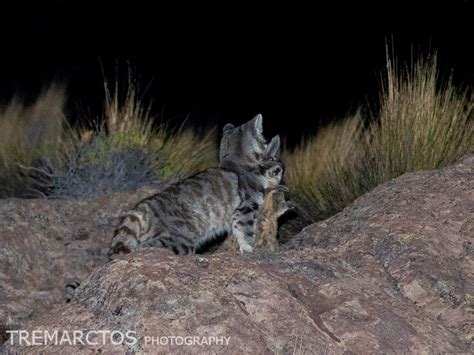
[
  {"x1": 108, "y1": 210, "x2": 144, "y2": 256},
  {"x1": 65, "y1": 280, "x2": 81, "y2": 303}
]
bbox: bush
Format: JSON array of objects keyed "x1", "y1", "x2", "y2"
[
  {"x1": 42, "y1": 126, "x2": 217, "y2": 199},
  {"x1": 369, "y1": 52, "x2": 473, "y2": 182},
  {"x1": 46, "y1": 141, "x2": 160, "y2": 198},
  {"x1": 100, "y1": 68, "x2": 217, "y2": 182},
  {"x1": 283, "y1": 51, "x2": 473, "y2": 226},
  {"x1": 0, "y1": 73, "x2": 217, "y2": 198},
  {"x1": 151, "y1": 126, "x2": 217, "y2": 180},
  {"x1": 0, "y1": 86, "x2": 70, "y2": 197},
  {"x1": 282, "y1": 113, "x2": 368, "y2": 224}
]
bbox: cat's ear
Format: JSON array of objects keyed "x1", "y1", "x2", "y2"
[
  {"x1": 222, "y1": 123, "x2": 235, "y2": 134},
  {"x1": 265, "y1": 135, "x2": 280, "y2": 158},
  {"x1": 249, "y1": 114, "x2": 263, "y2": 135}
]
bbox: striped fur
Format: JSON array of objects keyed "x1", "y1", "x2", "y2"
[
  {"x1": 225, "y1": 160, "x2": 291, "y2": 253},
  {"x1": 109, "y1": 114, "x2": 282, "y2": 255},
  {"x1": 255, "y1": 187, "x2": 295, "y2": 252},
  {"x1": 109, "y1": 168, "x2": 241, "y2": 255},
  {"x1": 253, "y1": 134, "x2": 294, "y2": 252}
]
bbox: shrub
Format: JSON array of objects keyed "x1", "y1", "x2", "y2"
[
  {"x1": 101, "y1": 68, "x2": 217, "y2": 182},
  {"x1": 282, "y1": 113, "x2": 368, "y2": 224},
  {"x1": 43, "y1": 126, "x2": 217, "y2": 199},
  {"x1": 369, "y1": 51, "x2": 473, "y2": 182},
  {"x1": 0, "y1": 86, "x2": 70, "y2": 197},
  {"x1": 150, "y1": 126, "x2": 217, "y2": 180},
  {"x1": 283, "y1": 51, "x2": 473, "y2": 227},
  {"x1": 0, "y1": 73, "x2": 217, "y2": 198},
  {"x1": 47, "y1": 140, "x2": 160, "y2": 198}
]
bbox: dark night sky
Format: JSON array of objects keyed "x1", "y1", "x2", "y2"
[{"x1": 0, "y1": 1, "x2": 472, "y2": 145}]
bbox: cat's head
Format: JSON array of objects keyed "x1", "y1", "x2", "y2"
[
  {"x1": 262, "y1": 160, "x2": 284, "y2": 190},
  {"x1": 263, "y1": 134, "x2": 280, "y2": 161},
  {"x1": 219, "y1": 114, "x2": 268, "y2": 165},
  {"x1": 262, "y1": 135, "x2": 285, "y2": 190}
]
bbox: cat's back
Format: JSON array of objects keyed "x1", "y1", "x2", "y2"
[
  {"x1": 109, "y1": 168, "x2": 241, "y2": 254},
  {"x1": 143, "y1": 168, "x2": 241, "y2": 236},
  {"x1": 148, "y1": 168, "x2": 239, "y2": 208}
]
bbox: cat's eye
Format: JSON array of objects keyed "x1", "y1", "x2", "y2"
[
  {"x1": 272, "y1": 167, "x2": 282, "y2": 176},
  {"x1": 254, "y1": 153, "x2": 262, "y2": 160}
]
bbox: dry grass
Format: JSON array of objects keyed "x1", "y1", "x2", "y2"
[
  {"x1": 0, "y1": 86, "x2": 72, "y2": 196},
  {"x1": 103, "y1": 67, "x2": 153, "y2": 142},
  {"x1": 0, "y1": 85, "x2": 67, "y2": 168},
  {"x1": 0, "y1": 73, "x2": 217, "y2": 198},
  {"x1": 283, "y1": 51, "x2": 473, "y2": 225},
  {"x1": 282, "y1": 113, "x2": 368, "y2": 223},
  {"x1": 150, "y1": 126, "x2": 217, "y2": 179},
  {"x1": 370, "y1": 51, "x2": 473, "y2": 182},
  {"x1": 100, "y1": 70, "x2": 217, "y2": 179}
]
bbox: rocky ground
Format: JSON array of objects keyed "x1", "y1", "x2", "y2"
[
  {"x1": 0, "y1": 186, "x2": 160, "y2": 328},
  {"x1": 1, "y1": 155, "x2": 473, "y2": 354}
]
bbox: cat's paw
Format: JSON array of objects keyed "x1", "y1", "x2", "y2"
[
  {"x1": 268, "y1": 185, "x2": 289, "y2": 194},
  {"x1": 276, "y1": 185, "x2": 289, "y2": 193},
  {"x1": 107, "y1": 242, "x2": 131, "y2": 257},
  {"x1": 65, "y1": 280, "x2": 81, "y2": 303},
  {"x1": 239, "y1": 243, "x2": 254, "y2": 254}
]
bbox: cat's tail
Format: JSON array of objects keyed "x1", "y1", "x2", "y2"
[
  {"x1": 65, "y1": 280, "x2": 81, "y2": 303},
  {"x1": 108, "y1": 209, "x2": 144, "y2": 256}
]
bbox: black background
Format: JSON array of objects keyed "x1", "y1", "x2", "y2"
[{"x1": 0, "y1": 1, "x2": 472, "y2": 146}]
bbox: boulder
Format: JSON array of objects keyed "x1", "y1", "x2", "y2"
[
  {"x1": 288, "y1": 154, "x2": 474, "y2": 343},
  {"x1": 0, "y1": 186, "x2": 159, "y2": 326},
  {"x1": 1, "y1": 156, "x2": 473, "y2": 353}
]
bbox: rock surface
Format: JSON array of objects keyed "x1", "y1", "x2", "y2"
[
  {"x1": 1, "y1": 155, "x2": 473, "y2": 353},
  {"x1": 287, "y1": 153, "x2": 474, "y2": 343},
  {"x1": 0, "y1": 186, "x2": 159, "y2": 327}
]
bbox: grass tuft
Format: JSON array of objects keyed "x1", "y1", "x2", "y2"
[
  {"x1": 283, "y1": 51, "x2": 473, "y2": 227},
  {"x1": 151, "y1": 126, "x2": 217, "y2": 180},
  {"x1": 282, "y1": 112, "x2": 368, "y2": 223},
  {"x1": 100, "y1": 69, "x2": 217, "y2": 181},
  {"x1": 0, "y1": 72, "x2": 217, "y2": 198},
  {"x1": 370, "y1": 51, "x2": 473, "y2": 182},
  {"x1": 0, "y1": 86, "x2": 70, "y2": 197}
]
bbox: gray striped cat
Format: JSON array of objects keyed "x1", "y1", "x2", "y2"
[
  {"x1": 222, "y1": 134, "x2": 295, "y2": 253},
  {"x1": 254, "y1": 186, "x2": 295, "y2": 252},
  {"x1": 108, "y1": 114, "x2": 281, "y2": 255}
]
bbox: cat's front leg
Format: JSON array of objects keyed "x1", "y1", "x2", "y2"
[{"x1": 231, "y1": 200, "x2": 259, "y2": 253}]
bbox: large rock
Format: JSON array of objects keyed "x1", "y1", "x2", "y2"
[
  {"x1": 0, "y1": 186, "x2": 159, "y2": 326},
  {"x1": 1, "y1": 155, "x2": 473, "y2": 353},
  {"x1": 287, "y1": 154, "x2": 474, "y2": 343}
]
